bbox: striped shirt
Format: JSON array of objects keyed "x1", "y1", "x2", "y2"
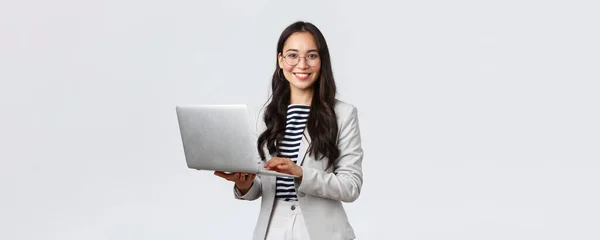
[{"x1": 275, "y1": 104, "x2": 310, "y2": 201}]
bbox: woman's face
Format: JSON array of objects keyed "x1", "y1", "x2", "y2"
[{"x1": 278, "y1": 31, "x2": 321, "y2": 92}]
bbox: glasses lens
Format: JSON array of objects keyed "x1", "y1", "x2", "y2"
[{"x1": 285, "y1": 54, "x2": 298, "y2": 65}]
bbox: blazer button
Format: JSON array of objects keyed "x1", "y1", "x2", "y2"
[{"x1": 291, "y1": 205, "x2": 296, "y2": 210}]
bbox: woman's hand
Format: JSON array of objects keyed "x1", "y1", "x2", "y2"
[
  {"x1": 214, "y1": 171, "x2": 256, "y2": 194},
  {"x1": 264, "y1": 157, "x2": 303, "y2": 177}
]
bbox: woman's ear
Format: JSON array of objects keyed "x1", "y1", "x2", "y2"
[{"x1": 278, "y1": 53, "x2": 284, "y2": 69}]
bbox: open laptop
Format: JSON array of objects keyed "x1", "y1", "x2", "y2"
[{"x1": 175, "y1": 104, "x2": 297, "y2": 178}]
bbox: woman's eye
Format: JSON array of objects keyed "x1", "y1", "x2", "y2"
[
  {"x1": 308, "y1": 54, "x2": 318, "y2": 59},
  {"x1": 287, "y1": 53, "x2": 298, "y2": 58}
]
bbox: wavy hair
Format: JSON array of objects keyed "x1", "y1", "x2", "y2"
[{"x1": 256, "y1": 21, "x2": 339, "y2": 169}]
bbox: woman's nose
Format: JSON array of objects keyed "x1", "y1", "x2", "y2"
[{"x1": 296, "y1": 57, "x2": 309, "y2": 69}]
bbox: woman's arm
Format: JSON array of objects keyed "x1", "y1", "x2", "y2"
[
  {"x1": 295, "y1": 106, "x2": 364, "y2": 202},
  {"x1": 234, "y1": 175, "x2": 263, "y2": 200}
]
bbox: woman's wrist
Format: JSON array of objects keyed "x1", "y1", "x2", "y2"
[
  {"x1": 294, "y1": 166, "x2": 304, "y2": 182},
  {"x1": 293, "y1": 165, "x2": 303, "y2": 177},
  {"x1": 236, "y1": 182, "x2": 252, "y2": 194}
]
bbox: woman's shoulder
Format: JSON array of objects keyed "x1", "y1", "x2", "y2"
[{"x1": 333, "y1": 99, "x2": 358, "y2": 120}]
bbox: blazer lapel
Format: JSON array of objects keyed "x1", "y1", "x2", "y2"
[{"x1": 297, "y1": 128, "x2": 311, "y2": 166}]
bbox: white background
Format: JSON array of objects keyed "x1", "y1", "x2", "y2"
[{"x1": 1, "y1": 0, "x2": 599, "y2": 239}]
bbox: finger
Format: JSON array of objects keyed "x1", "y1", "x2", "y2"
[
  {"x1": 244, "y1": 173, "x2": 252, "y2": 182},
  {"x1": 273, "y1": 164, "x2": 292, "y2": 174},
  {"x1": 276, "y1": 164, "x2": 290, "y2": 170},
  {"x1": 264, "y1": 157, "x2": 279, "y2": 167},
  {"x1": 228, "y1": 172, "x2": 241, "y2": 181},
  {"x1": 214, "y1": 171, "x2": 233, "y2": 180},
  {"x1": 239, "y1": 173, "x2": 246, "y2": 182},
  {"x1": 263, "y1": 158, "x2": 273, "y2": 168},
  {"x1": 248, "y1": 174, "x2": 256, "y2": 182},
  {"x1": 277, "y1": 157, "x2": 293, "y2": 165},
  {"x1": 265, "y1": 158, "x2": 283, "y2": 169}
]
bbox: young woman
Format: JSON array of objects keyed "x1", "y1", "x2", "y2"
[{"x1": 214, "y1": 21, "x2": 364, "y2": 240}]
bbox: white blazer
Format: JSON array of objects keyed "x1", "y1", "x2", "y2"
[{"x1": 234, "y1": 99, "x2": 364, "y2": 240}]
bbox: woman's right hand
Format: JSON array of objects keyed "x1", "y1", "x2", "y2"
[{"x1": 214, "y1": 171, "x2": 256, "y2": 194}]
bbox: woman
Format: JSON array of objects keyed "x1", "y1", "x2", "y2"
[{"x1": 214, "y1": 21, "x2": 364, "y2": 240}]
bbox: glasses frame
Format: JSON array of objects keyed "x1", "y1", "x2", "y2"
[{"x1": 282, "y1": 52, "x2": 321, "y2": 67}]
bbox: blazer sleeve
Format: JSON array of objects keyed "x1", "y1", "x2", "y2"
[
  {"x1": 233, "y1": 104, "x2": 265, "y2": 201},
  {"x1": 233, "y1": 176, "x2": 262, "y2": 200},
  {"x1": 295, "y1": 105, "x2": 364, "y2": 202}
]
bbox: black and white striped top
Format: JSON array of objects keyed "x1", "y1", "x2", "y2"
[{"x1": 275, "y1": 104, "x2": 311, "y2": 201}]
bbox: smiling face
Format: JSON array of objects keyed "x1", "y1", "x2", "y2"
[{"x1": 278, "y1": 31, "x2": 321, "y2": 93}]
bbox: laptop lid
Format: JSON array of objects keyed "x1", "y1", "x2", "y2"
[{"x1": 175, "y1": 105, "x2": 259, "y2": 173}]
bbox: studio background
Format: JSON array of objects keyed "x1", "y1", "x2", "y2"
[{"x1": 1, "y1": 0, "x2": 599, "y2": 239}]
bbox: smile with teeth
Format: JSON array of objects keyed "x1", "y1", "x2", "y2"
[{"x1": 293, "y1": 73, "x2": 311, "y2": 80}]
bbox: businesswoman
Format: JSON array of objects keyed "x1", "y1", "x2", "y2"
[{"x1": 215, "y1": 21, "x2": 364, "y2": 240}]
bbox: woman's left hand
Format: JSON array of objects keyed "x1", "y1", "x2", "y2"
[{"x1": 264, "y1": 157, "x2": 303, "y2": 177}]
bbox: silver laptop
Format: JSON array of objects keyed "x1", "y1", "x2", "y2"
[{"x1": 175, "y1": 104, "x2": 296, "y2": 178}]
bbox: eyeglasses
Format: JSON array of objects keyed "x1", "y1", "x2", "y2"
[{"x1": 282, "y1": 52, "x2": 320, "y2": 66}]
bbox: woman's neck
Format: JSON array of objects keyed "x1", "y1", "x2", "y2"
[{"x1": 290, "y1": 87, "x2": 313, "y2": 105}]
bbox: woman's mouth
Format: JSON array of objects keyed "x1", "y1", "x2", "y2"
[{"x1": 293, "y1": 73, "x2": 311, "y2": 81}]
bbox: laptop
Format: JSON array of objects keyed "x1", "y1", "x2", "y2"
[{"x1": 175, "y1": 104, "x2": 297, "y2": 178}]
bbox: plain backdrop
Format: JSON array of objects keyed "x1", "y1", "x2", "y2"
[{"x1": 1, "y1": 0, "x2": 599, "y2": 239}]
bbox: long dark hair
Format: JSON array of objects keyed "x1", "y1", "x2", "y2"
[{"x1": 256, "y1": 21, "x2": 339, "y2": 169}]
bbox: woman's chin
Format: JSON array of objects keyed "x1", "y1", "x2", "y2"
[{"x1": 289, "y1": 81, "x2": 316, "y2": 91}]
